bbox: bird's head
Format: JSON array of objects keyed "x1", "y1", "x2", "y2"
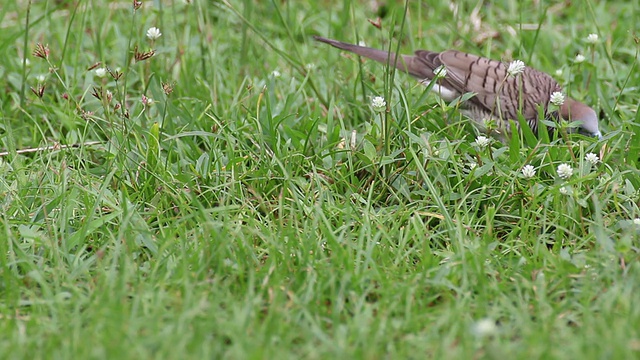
[{"x1": 559, "y1": 99, "x2": 602, "y2": 139}]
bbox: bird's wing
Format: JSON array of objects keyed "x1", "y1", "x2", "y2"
[{"x1": 420, "y1": 50, "x2": 561, "y2": 121}]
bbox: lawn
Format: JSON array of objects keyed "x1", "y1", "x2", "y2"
[{"x1": 1, "y1": 0, "x2": 639, "y2": 358}]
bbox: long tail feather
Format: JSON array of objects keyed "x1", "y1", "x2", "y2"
[{"x1": 312, "y1": 36, "x2": 431, "y2": 79}]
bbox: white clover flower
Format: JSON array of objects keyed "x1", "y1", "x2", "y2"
[
  {"x1": 559, "y1": 186, "x2": 570, "y2": 195},
  {"x1": 472, "y1": 318, "x2": 498, "y2": 338},
  {"x1": 146, "y1": 27, "x2": 162, "y2": 40},
  {"x1": 434, "y1": 65, "x2": 447, "y2": 78},
  {"x1": 371, "y1": 96, "x2": 386, "y2": 112},
  {"x1": 522, "y1": 164, "x2": 536, "y2": 179},
  {"x1": 549, "y1": 91, "x2": 565, "y2": 106},
  {"x1": 271, "y1": 70, "x2": 281, "y2": 78},
  {"x1": 557, "y1": 163, "x2": 573, "y2": 179},
  {"x1": 634, "y1": 218, "x2": 640, "y2": 226},
  {"x1": 586, "y1": 33, "x2": 599, "y2": 44},
  {"x1": 95, "y1": 67, "x2": 107, "y2": 78},
  {"x1": 574, "y1": 54, "x2": 586, "y2": 63},
  {"x1": 555, "y1": 68, "x2": 563, "y2": 77},
  {"x1": 585, "y1": 152, "x2": 600, "y2": 165},
  {"x1": 507, "y1": 60, "x2": 525, "y2": 77},
  {"x1": 474, "y1": 135, "x2": 491, "y2": 149}
]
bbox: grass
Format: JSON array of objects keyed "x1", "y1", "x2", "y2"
[{"x1": 1, "y1": 0, "x2": 639, "y2": 358}]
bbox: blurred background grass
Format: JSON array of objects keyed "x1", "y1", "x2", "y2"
[{"x1": 0, "y1": 1, "x2": 639, "y2": 358}]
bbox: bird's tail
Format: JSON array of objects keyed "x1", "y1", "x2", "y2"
[{"x1": 312, "y1": 36, "x2": 423, "y2": 78}]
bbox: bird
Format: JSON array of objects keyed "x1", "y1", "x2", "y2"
[{"x1": 313, "y1": 36, "x2": 602, "y2": 140}]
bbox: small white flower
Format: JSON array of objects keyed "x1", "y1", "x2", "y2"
[
  {"x1": 633, "y1": 218, "x2": 640, "y2": 226},
  {"x1": 472, "y1": 318, "x2": 498, "y2": 338},
  {"x1": 36, "y1": 74, "x2": 46, "y2": 83},
  {"x1": 585, "y1": 153, "x2": 600, "y2": 165},
  {"x1": 557, "y1": 163, "x2": 573, "y2": 179},
  {"x1": 555, "y1": 68, "x2": 563, "y2": 77},
  {"x1": 146, "y1": 27, "x2": 162, "y2": 40},
  {"x1": 371, "y1": 96, "x2": 386, "y2": 112},
  {"x1": 522, "y1": 165, "x2": 536, "y2": 179},
  {"x1": 586, "y1": 33, "x2": 599, "y2": 44},
  {"x1": 22, "y1": 58, "x2": 31, "y2": 67},
  {"x1": 95, "y1": 67, "x2": 107, "y2": 78},
  {"x1": 549, "y1": 92, "x2": 565, "y2": 106},
  {"x1": 507, "y1": 60, "x2": 525, "y2": 77},
  {"x1": 271, "y1": 70, "x2": 281, "y2": 78},
  {"x1": 305, "y1": 63, "x2": 315, "y2": 70},
  {"x1": 574, "y1": 54, "x2": 586, "y2": 63},
  {"x1": 468, "y1": 161, "x2": 477, "y2": 170},
  {"x1": 434, "y1": 65, "x2": 447, "y2": 78},
  {"x1": 357, "y1": 40, "x2": 367, "y2": 47},
  {"x1": 559, "y1": 186, "x2": 570, "y2": 195},
  {"x1": 474, "y1": 135, "x2": 491, "y2": 149}
]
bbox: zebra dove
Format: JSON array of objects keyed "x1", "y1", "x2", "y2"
[{"x1": 314, "y1": 36, "x2": 602, "y2": 140}]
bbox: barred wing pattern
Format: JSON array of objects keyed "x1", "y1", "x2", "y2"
[{"x1": 313, "y1": 36, "x2": 601, "y2": 139}]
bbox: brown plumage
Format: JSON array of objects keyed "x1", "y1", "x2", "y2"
[{"x1": 314, "y1": 36, "x2": 601, "y2": 139}]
